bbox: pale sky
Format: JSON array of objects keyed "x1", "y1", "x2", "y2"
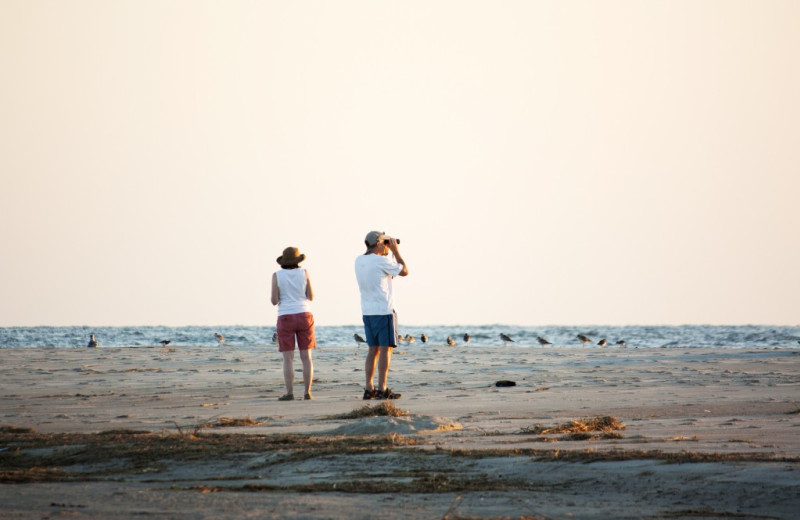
[{"x1": 2, "y1": 1, "x2": 798, "y2": 327}]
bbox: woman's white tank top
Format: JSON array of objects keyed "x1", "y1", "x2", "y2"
[{"x1": 275, "y1": 268, "x2": 312, "y2": 316}]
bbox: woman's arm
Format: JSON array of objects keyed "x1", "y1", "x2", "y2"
[
  {"x1": 270, "y1": 273, "x2": 280, "y2": 306},
  {"x1": 305, "y1": 270, "x2": 314, "y2": 301}
]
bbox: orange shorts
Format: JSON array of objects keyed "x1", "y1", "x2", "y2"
[{"x1": 276, "y1": 312, "x2": 316, "y2": 352}]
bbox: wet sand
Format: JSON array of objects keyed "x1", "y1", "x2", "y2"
[{"x1": 1, "y1": 344, "x2": 799, "y2": 519}]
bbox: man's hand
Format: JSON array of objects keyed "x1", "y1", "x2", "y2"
[
  {"x1": 386, "y1": 237, "x2": 400, "y2": 254},
  {"x1": 387, "y1": 238, "x2": 408, "y2": 276}
]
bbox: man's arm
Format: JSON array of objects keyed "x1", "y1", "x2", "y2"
[{"x1": 387, "y1": 238, "x2": 408, "y2": 277}]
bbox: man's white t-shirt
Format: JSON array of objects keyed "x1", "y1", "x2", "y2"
[{"x1": 355, "y1": 253, "x2": 404, "y2": 316}]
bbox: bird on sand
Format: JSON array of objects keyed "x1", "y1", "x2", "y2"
[
  {"x1": 597, "y1": 338, "x2": 607, "y2": 347},
  {"x1": 500, "y1": 333, "x2": 514, "y2": 345},
  {"x1": 420, "y1": 333, "x2": 428, "y2": 344},
  {"x1": 214, "y1": 333, "x2": 226, "y2": 344},
  {"x1": 537, "y1": 336, "x2": 551, "y2": 346},
  {"x1": 405, "y1": 334, "x2": 416, "y2": 344},
  {"x1": 397, "y1": 335, "x2": 405, "y2": 344},
  {"x1": 160, "y1": 340, "x2": 171, "y2": 347},
  {"x1": 446, "y1": 336, "x2": 456, "y2": 346},
  {"x1": 463, "y1": 333, "x2": 471, "y2": 345},
  {"x1": 616, "y1": 340, "x2": 627, "y2": 347},
  {"x1": 577, "y1": 334, "x2": 592, "y2": 344},
  {"x1": 354, "y1": 333, "x2": 366, "y2": 346}
]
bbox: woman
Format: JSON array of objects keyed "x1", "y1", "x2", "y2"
[{"x1": 271, "y1": 246, "x2": 316, "y2": 400}]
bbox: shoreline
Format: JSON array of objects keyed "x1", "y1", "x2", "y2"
[{"x1": 2, "y1": 345, "x2": 799, "y2": 518}]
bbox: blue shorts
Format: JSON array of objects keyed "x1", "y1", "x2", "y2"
[{"x1": 362, "y1": 312, "x2": 398, "y2": 347}]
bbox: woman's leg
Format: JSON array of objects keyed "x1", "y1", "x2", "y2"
[
  {"x1": 282, "y1": 350, "x2": 295, "y2": 395},
  {"x1": 299, "y1": 348, "x2": 313, "y2": 398},
  {"x1": 293, "y1": 312, "x2": 316, "y2": 399}
]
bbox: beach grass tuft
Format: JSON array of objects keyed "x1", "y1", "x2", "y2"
[
  {"x1": 0, "y1": 467, "x2": 67, "y2": 483},
  {"x1": 98, "y1": 429, "x2": 152, "y2": 435},
  {"x1": 519, "y1": 415, "x2": 625, "y2": 436},
  {"x1": 327, "y1": 401, "x2": 409, "y2": 420},
  {"x1": 202, "y1": 416, "x2": 265, "y2": 428},
  {"x1": 657, "y1": 507, "x2": 772, "y2": 518},
  {"x1": 561, "y1": 431, "x2": 624, "y2": 441},
  {"x1": 0, "y1": 425, "x2": 36, "y2": 434},
  {"x1": 206, "y1": 474, "x2": 539, "y2": 494},
  {"x1": 668, "y1": 436, "x2": 699, "y2": 442}
]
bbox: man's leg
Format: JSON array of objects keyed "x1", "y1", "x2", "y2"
[
  {"x1": 377, "y1": 346, "x2": 393, "y2": 391},
  {"x1": 365, "y1": 346, "x2": 379, "y2": 391}
]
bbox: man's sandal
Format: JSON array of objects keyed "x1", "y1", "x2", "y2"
[{"x1": 379, "y1": 388, "x2": 401, "y2": 400}]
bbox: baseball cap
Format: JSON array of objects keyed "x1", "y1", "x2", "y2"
[{"x1": 365, "y1": 231, "x2": 386, "y2": 247}]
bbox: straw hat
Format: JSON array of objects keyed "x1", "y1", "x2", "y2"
[{"x1": 276, "y1": 246, "x2": 306, "y2": 266}]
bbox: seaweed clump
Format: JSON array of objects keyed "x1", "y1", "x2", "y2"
[
  {"x1": 519, "y1": 416, "x2": 625, "y2": 440},
  {"x1": 327, "y1": 401, "x2": 409, "y2": 420}
]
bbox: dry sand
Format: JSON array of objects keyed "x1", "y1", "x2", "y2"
[{"x1": 1, "y1": 344, "x2": 799, "y2": 519}]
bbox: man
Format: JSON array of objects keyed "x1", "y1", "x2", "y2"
[{"x1": 355, "y1": 231, "x2": 408, "y2": 400}]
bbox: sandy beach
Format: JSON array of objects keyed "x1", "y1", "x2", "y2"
[{"x1": 1, "y1": 344, "x2": 799, "y2": 519}]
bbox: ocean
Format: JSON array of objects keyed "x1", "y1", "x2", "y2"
[{"x1": 1, "y1": 324, "x2": 798, "y2": 349}]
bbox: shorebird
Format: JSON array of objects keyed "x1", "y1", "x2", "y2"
[
  {"x1": 160, "y1": 340, "x2": 171, "y2": 347},
  {"x1": 616, "y1": 340, "x2": 627, "y2": 347},
  {"x1": 354, "y1": 333, "x2": 366, "y2": 346},
  {"x1": 405, "y1": 334, "x2": 416, "y2": 344},
  {"x1": 463, "y1": 333, "x2": 471, "y2": 345},
  {"x1": 597, "y1": 338, "x2": 607, "y2": 347},
  {"x1": 537, "y1": 336, "x2": 551, "y2": 346},
  {"x1": 446, "y1": 336, "x2": 456, "y2": 346},
  {"x1": 87, "y1": 334, "x2": 98, "y2": 348},
  {"x1": 420, "y1": 333, "x2": 428, "y2": 344},
  {"x1": 577, "y1": 334, "x2": 592, "y2": 344},
  {"x1": 214, "y1": 333, "x2": 226, "y2": 344},
  {"x1": 397, "y1": 334, "x2": 406, "y2": 344},
  {"x1": 500, "y1": 333, "x2": 514, "y2": 345}
]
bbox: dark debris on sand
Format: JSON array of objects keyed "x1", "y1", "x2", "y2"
[
  {"x1": 3, "y1": 422, "x2": 797, "y2": 485},
  {"x1": 518, "y1": 415, "x2": 626, "y2": 440}
]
